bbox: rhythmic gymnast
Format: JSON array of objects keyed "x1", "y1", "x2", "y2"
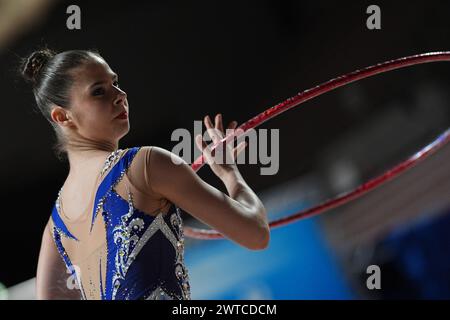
[
  {"x1": 22, "y1": 48, "x2": 270, "y2": 300},
  {"x1": 25, "y1": 46, "x2": 450, "y2": 300}
]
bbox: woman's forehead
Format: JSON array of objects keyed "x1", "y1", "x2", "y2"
[{"x1": 72, "y1": 57, "x2": 116, "y2": 85}]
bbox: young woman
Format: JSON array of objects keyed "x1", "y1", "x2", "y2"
[{"x1": 22, "y1": 49, "x2": 269, "y2": 300}]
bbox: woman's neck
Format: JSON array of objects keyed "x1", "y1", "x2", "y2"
[{"x1": 65, "y1": 140, "x2": 119, "y2": 176}]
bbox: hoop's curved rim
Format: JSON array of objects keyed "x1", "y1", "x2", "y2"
[{"x1": 185, "y1": 51, "x2": 450, "y2": 240}]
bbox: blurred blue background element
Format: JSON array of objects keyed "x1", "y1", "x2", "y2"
[
  {"x1": 186, "y1": 201, "x2": 354, "y2": 299},
  {"x1": 372, "y1": 207, "x2": 450, "y2": 299}
]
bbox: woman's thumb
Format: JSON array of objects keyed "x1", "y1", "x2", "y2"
[
  {"x1": 234, "y1": 141, "x2": 247, "y2": 159},
  {"x1": 195, "y1": 135, "x2": 203, "y2": 150}
]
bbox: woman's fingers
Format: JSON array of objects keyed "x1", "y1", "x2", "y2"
[
  {"x1": 204, "y1": 115, "x2": 213, "y2": 128},
  {"x1": 196, "y1": 128, "x2": 247, "y2": 166},
  {"x1": 227, "y1": 120, "x2": 238, "y2": 130},
  {"x1": 233, "y1": 141, "x2": 247, "y2": 159},
  {"x1": 197, "y1": 134, "x2": 219, "y2": 165},
  {"x1": 207, "y1": 128, "x2": 223, "y2": 145},
  {"x1": 205, "y1": 114, "x2": 237, "y2": 133},
  {"x1": 204, "y1": 115, "x2": 222, "y2": 144},
  {"x1": 204, "y1": 115, "x2": 216, "y2": 140},
  {"x1": 195, "y1": 134, "x2": 208, "y2": 153},
  {"x1": 204, "y1": 114, "x2": 240, "y2": 149},
  {"x1": 215, "y1": 114, "x2": 224, "y2": 133}
]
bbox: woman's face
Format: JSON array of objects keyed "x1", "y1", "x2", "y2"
[{"x1": 61, "y1": 54, "x2": 130, "y2": 147}]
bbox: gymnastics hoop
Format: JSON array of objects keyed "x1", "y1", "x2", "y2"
[{"x1": 185, "y1": 52, "x2": 450, "y2": 240}]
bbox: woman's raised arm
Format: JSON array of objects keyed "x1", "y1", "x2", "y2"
[{"x1": 144, "y1": 114, "x2": 270, "y2": 250}]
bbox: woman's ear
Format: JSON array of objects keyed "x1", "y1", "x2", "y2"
[{"x1": 50, "y1": 106, "x2": 74, "y2": 127}]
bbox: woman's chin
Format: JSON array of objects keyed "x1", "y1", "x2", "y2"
[{"x1": 118, "y1": 125, "x2": 130, "y2": 139}]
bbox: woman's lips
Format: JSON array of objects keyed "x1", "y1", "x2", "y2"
[{"x1": 115, "y1": 111, "x2": 128, "y2": 119}]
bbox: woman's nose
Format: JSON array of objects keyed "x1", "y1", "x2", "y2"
[{"x1": 113, "y1": 87, "x2": 127, "y2": 105}]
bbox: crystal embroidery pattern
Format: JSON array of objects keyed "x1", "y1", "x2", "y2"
[{"x1": 50, "y1": 147, "x2": 191, "y2": 300}]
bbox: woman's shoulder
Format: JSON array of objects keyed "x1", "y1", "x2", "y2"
[
  {"x1": 125, "y1": 145, "x2": 181, "y2": 194},
  {"x1": 127, "y1": 145, "x2": 189, "y2": 192},
  {"x1": 132, "y1": 146, "x2": 187, "y2": 169}
]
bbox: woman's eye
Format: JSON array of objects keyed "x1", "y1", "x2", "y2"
[
  {"x1": 92, "y1": 87, "x2": 105, "y2": 96},
  {"x1": 113, "y1": 81, "x2": 120, "y2": 87}
]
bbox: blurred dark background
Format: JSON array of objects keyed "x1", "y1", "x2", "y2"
[{"x1": 0, "y1": 0, "x2": 450, "y2": 299}]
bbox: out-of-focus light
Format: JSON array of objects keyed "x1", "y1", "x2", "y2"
[{"x1": 0, "y1": 282, "x2": 8, "y2": 300}]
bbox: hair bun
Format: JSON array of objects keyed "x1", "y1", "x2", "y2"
[{"x1": 21, "y1": 49, "x2": 56, "y2": 84}]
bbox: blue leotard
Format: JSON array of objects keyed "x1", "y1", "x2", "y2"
[{"x1": 50, "y1": 147, "x2": 191, "y2": 300}]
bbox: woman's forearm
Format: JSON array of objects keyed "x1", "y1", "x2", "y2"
[{"x1": 221, "y1": 166, "x2": 270, "y2": 244}]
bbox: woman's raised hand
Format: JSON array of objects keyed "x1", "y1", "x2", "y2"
[{"x1": 195, "y1": 113, "x2": 247, "y2": 179}]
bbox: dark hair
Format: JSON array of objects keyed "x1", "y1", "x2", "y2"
[{"x1": 20, "y1": 47, "x2": 102, "y2": 160}]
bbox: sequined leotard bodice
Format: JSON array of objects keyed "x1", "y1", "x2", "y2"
[{"x1": 49, "y1": 147, "x2": 191, "y2": 300}]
